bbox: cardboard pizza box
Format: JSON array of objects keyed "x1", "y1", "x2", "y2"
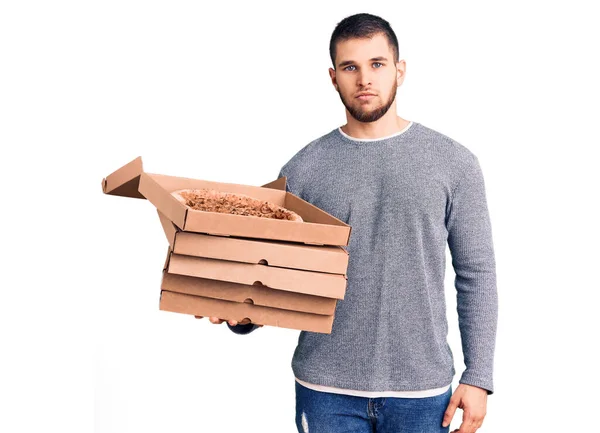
[
  {"x1": 159, "y1": 290, "x2": 335, "y2": 334},
  {"x1": 102, "y1": 156, "x2": 352, "y2": 246},
  {"x1": 164, "y1": 249, "x2": 347, "y2": 300},
  {"x1": 157, "y1": 210, "x2": 349, "y2": 275},
  {"x1": 161, "y1": 272, "x2": 337, "y2": 315}
]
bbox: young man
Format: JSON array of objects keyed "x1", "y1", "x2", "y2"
[{"x1": 205, "y1": 13, "x2": 498, "y2": 433}]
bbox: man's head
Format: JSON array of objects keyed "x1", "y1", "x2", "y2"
[{"x1": 328, "y1": 13, "x2": 405, "y2": 123}]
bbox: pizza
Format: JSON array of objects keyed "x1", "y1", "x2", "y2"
[{"x1": 171, "y1": 188, "x2": 303, "y2": 222}]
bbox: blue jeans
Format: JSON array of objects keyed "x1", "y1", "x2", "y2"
[{"x1": 295, "y1": 381, "x2": 452, "y2": 433}]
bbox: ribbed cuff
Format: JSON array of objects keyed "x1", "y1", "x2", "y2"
[{"x1": 459, "y1": 370, "x2": 494, "y2": 395}]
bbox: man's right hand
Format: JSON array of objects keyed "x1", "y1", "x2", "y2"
[{"x1": 194, "y1": 316, "x2": 263, "y2": 327}]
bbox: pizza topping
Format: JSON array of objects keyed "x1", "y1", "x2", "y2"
[{"x1": 172, "y1": 188, "x2": 303, "y2": 222}]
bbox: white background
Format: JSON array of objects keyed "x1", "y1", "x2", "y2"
[{"x1": 1, "y1": 1, "x2": 599, "y2": 432}]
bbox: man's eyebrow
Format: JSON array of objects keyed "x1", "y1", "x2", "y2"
[{"x1": 337, "y1": 57, "x2": 389, "y2": 68}]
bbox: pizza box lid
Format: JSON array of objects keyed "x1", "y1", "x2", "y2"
[
  {"x1": 159, "y1": 290, "x2": 335, "y2": 334},
  {"x1": 160, "y1": 271, "x2": 337, "y2": 315},
  {"x1": 157, "y1": 210, "x2": 349, "y2": 275},
  {"x1": 102, "y1": 156, "x2": 352, "y2": 246},
  {"x1": 163, "y1": 249, "x2": 347, "y2": 300}
]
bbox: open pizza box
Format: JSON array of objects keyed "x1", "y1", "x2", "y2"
[
  {"x1": 159, "y1": 290, "x2": 335, "y2": 334},
  {"x1": 102, "y1": 156, "x2": 352, "y2": 246},
  {"x1": 157, "y1": 210, "x2": 349, "y2": 275}
]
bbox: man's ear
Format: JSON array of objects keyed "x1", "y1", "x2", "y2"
[
  {"x1": 329, "y1": 67, "x2": 338, "y2": 90},
  {"x1": 396, "y1": 60, "x2": 406, "y2": 84}
]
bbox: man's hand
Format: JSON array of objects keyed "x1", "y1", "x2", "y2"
[
  {"x1": 194, "y1": 316, "x2": 263, "y2": 327},
  {"x1": 442, "y1": 383, "x2": 488, "y2": 433}
]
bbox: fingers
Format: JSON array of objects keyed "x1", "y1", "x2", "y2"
[
  {"x1": 193, "y1": 316, "x2": 230, "y2": 324},
  {"x1": 228, "y1": 318, "x2": 254, "y2": 326},
  {"x1": 449, "y1": 384, "x2": 487, "y2": 433},
  {"x1": 451, "y1": 410, "x2": 485, "y2": 433},
  {"x1": 442, "y1": 395, "x2": 460, "y2": 428},
  {"x1": 209, "y1": 317, "x2": 246, "y2": 326},
  {"x1": 460, "y1": 410, "x2": 485, "y2": 432},
  {"x1": 195, "y1": 316, "x2": 262, "y2": 327}
]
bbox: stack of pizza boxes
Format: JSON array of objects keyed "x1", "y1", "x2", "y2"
[{"x1": 102, "y1": 157, "x2": 352, "y2": 334}]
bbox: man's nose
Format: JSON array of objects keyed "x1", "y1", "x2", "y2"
[{"x1": 357, "y1": 70, "x2": 373, "y2": 87}]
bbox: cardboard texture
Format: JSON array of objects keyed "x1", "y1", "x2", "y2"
[
  {"x1": 157, "y1": 210, "x2": 349, "y2": 274},
  {"x1": 164, "y1": 251, "x2": 347, "y2": 300},
  {"x1": 159, "y1": 290, "x2": 335, "y2": 334},
  {"x1": 102, "y1": 156, "x2": 145, "y2": 200},
  {"x1": 103, "y1": 157, "x2": 354, "y2": 333},
  {"x1": 102, "y1": 156, "x2": 352, "y2": 246},
  {"x1": 161, "y1": 272, "x2": 337, "y2": 315}
]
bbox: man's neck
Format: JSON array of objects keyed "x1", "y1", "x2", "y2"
[{"x1": 340, "y1": 114, "x2": 411, "y2": 140}]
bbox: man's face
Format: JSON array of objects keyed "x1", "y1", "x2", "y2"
[{"x1": 329, "y1": 33, "x2": 404, "y2": 123}]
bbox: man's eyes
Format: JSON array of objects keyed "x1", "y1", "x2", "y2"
[{"x1": 343, "y1": 62, "x2": 384, "y2": 71}]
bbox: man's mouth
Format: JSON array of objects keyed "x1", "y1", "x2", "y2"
[
  {"x1": 357, "y1": 94, "x2": 375, "y2": 101},
  {"x1": 356, "y1": 92, "x2": 376, "y2": 101}
]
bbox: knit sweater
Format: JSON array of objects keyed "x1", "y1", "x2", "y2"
[{"x1": 228, "y1": 121, "x2": 498, "y2": 395}]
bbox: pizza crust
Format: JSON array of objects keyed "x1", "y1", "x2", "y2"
[{"x1": 171, "y1": 188, "x2": 303, "y2": 222}]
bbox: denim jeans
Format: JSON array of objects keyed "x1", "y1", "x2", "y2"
[{"x1": 295, "y1": 380, "x2": 452, "y2": 433}]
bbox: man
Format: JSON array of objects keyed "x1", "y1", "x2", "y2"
[{"x1": 199, "y1": 12, "x2": 498, "y2": 433}]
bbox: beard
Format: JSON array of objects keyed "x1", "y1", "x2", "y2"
[{"x1": 338, "y1": 80, "x2": 397, "y2": 123}]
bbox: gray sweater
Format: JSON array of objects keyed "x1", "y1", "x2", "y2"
[{"x1": 229, "y1": 121, "x2": 498, "y2": 395}]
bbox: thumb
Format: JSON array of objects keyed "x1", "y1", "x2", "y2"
[{"x1": 442, "y1": 396, "x2": 460, "y2": 428}]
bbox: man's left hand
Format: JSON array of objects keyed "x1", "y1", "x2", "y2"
[{"x1": 442, "y1": 383, "x2": 488, "y2": 432}]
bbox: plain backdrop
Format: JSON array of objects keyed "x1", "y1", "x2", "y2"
[{"x1": 1, "y1": 1, "x2": 599, "y2": 432}]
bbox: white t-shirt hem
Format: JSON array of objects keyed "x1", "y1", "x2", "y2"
[{"x1": 295, "y1": 377, "x2": 451, "y2": 398}]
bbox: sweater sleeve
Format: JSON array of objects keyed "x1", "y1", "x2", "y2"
[
  {"x1": 278, "y1": 167, "x2": 293, "y2": 194},
  {"x1": 446, "y1": 155, "x2": 498, "y2": 395}
]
